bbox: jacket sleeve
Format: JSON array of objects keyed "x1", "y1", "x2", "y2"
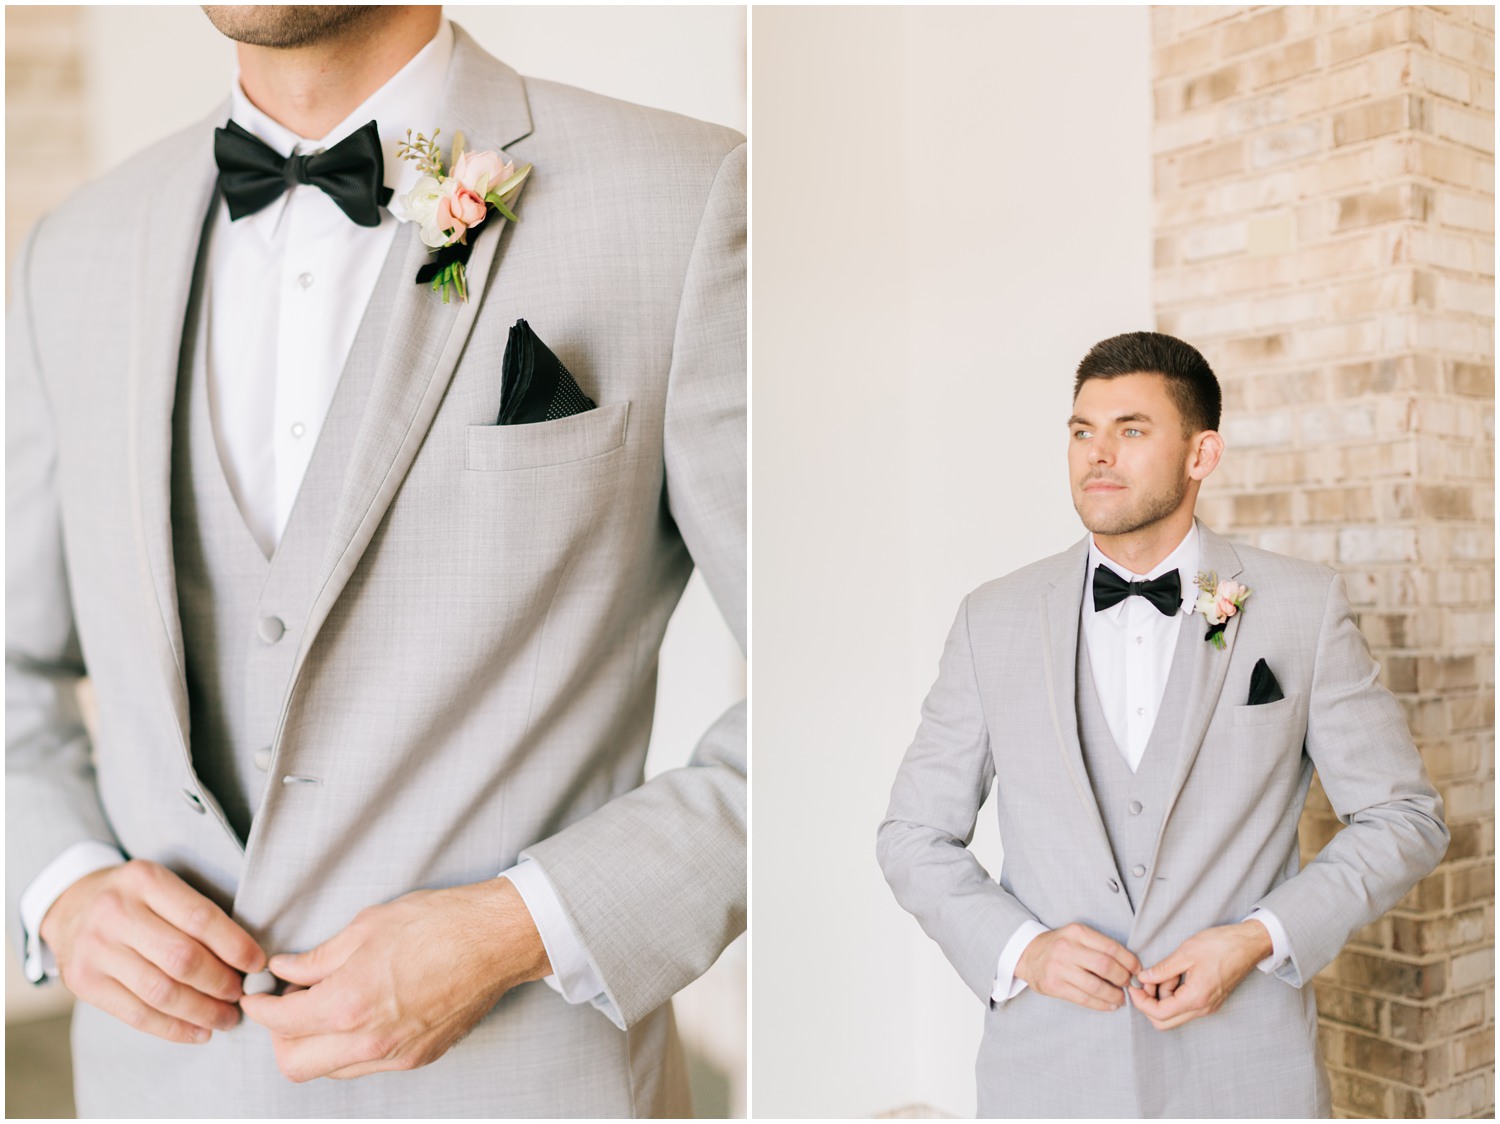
[
  {"x1": 877, "y1": 594, "x2": 1044, "y2": 1004},
  {"x1": 1252, "y1": 570, "x2": 1449, "y2": 985},
  {"x1": 517, "y1": 141, "x2": 746, "y2": 1028},
  {"x1": 6, "y1": 219, "x2": 123, "y2": 956}
]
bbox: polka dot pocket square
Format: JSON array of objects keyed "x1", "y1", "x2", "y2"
[{"x1": 496, "y1": 318, "x2": 597, "y2": 426}]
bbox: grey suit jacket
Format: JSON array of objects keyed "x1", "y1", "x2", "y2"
[
  {"x1": 6, "y1": 26, "x2": 745, "y2": 1118},
  {"x1": 877, "y1": 519, "x2": 1447, "y2": 1118}
]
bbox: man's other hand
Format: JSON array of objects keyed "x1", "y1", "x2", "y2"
[
  {"x1": 1129, "y1": 919, "x2": 1272, "y2": 1030},
  {"x1": 38, "y1": 859, "x2": 267, "y2": 1043},
  {"x1": 1014, "y1": 922, "x2": 1142, "y2": 1012},
  {"x1": 239, "y1": 878, "x2": 552, "y2": 1082}
]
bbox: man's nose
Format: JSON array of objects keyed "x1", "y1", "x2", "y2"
[{"x1": 1091, "y1": 438, "x2": 1115, "y2": 464}]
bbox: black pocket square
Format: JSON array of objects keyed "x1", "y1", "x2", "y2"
[
  {"x1": 1247, "y1": 658, "x2": 1285, "y2": 706},
  {"x1": 497, "y1": 319, "x2": 597, "y2": 426}
]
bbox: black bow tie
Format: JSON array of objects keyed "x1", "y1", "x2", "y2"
[
  {"x1": 1092, "y1": 565, "x2": 1182, "y2": 616},
  {"x1": 213, "y1": 118, "x2": 393, "y2": 227}
]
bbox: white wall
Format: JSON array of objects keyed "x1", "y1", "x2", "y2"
[
  {"x1": 751, "y1": 7, "x2": 1153, "y2": 1116},
  {"x1": 12, "y1": 7, "x2": 746, "y2": 1113}
]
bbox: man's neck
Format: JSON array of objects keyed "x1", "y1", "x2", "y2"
[
  {"x1": 1092, "y1": 511, "x2": 1196, "y2": 577},
  {"x1": 235, "y1": 8, "x2": 442, "y2": 140}
]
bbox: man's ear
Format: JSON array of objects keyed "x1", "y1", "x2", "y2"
[{"x1": 1188, "y1": 430, "x2": 1224, "y2": 481}]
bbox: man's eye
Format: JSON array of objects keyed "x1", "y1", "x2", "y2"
[
  {"x1": 1123, "y1": 428, "x2": 1143, "y2": 437},
  {"x1": 1072, "y1": 429, "x2": 1092, "y2": 440}
]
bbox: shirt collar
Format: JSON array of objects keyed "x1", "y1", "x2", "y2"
[
  {"x1": 226, "y1": 18, "x2": 453, "y2": 229},
  {"x1": 1086, "y1": 521, "x2": 1200, "y2": 620}
]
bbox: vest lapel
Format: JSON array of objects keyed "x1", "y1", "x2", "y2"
[
  {"x1": 126, "y1": 112, "x2": 223, "y2": 784},
  {"x1": 1135, "y1": 519, "x2": 1246, "y2": 915},
  {"x1": 1041, "y1": 536, "x2": 1116, "y2": 868}
]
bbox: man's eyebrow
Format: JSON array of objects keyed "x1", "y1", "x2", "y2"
[{"x1": 1066, "y1": 412, "x2": 1154, "y2": 426}]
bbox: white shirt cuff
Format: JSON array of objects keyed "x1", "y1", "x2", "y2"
[
  {"x1": 1245, "y1": 908, "x2": 1291, "y2": 973},
  {"x1": 18, "y1": 840, "x2": 126, "y2": 983},
  {"x1": 991, "y1": 919, "x2": 1050, "y2": 1005},
  {"x1": 499, "y1": 860, "x2": 622, "y2": 1029}
]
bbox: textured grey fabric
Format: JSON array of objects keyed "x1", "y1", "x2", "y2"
[
  {"x1": 6, "y1": 25, "x2": 743, "y2": 1118},
  {"x1": 877, "y1": 519, "x2": 1448, "y2": 1118},
  {"x1": 1077, "y1": 615, "x2": 1195, "y2": 915}
]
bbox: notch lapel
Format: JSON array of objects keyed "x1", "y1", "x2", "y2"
[
  {"x1": 126, "y1": 112, "x2": 224, "y2": 778},
  {"x1": 268, "y1": 30, "x2": 535, "y2": 741},
  {"x1": 1040, "y1": 536, "x2": 1117, "y2": 869},
  {"x1": 1136, "y1": 519, "x2": 1245, "y2": 914}
]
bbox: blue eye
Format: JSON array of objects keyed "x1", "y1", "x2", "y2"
[
  {"x1": 1123, "y1": 428, "x2": 1143, "y2": 437},
  {"x1": 1072, "y1": 429, "x2": 1092, "y2": 440}
]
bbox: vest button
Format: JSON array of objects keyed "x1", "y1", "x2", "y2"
[
  {"x1": 1129, "y1": 800, "x2": 1143, "y2": 815},
  {"x1": 1131, "y1": 864, "x2": 1147, "y2": 878},
  {"x1": 253, "y1": 747, "x2": 272, "y2": 771},
  {"x1": 243, "y1": 971, "x2": 279, "y2": 996},
  {"x1": 258, "y1": 616, "x2": 285, "y2": 643},
  {"x1": 1106, "y1": 879, "x2": 1120, "y2": 893},
  {"x1": 181, "y1": 788, "x2": 206, "y2": 814}
]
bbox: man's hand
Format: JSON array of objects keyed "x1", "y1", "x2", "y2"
[
  {"x1": 38, "y1": 859, "x2": 267, "y2": 1044},
  {"x1": 1014, "y1": 922, "x2": 1142, "y2": 1012},
  {"x1": 1129, "y1": 919, "x2": 1271, "y2": 1030},
  {"x1": 239, "y1": 877, "x2": 552, "y2": 1083}
]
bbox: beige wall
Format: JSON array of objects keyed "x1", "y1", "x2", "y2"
[{"x1": 751, "y1": 7, "x2": 1154, "y2": 1116}]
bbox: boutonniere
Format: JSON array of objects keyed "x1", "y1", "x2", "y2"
[
  {"x1": 1193, "y1": 571, "x2": 1250, "y2": 650},
  {"x1": 389, "y1": 128, "x2": 532, "y2": 304}
]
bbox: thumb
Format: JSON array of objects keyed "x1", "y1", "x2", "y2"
[
  {"x1": 268, "y1": 930, "x2": 355, "y2": 987},
  {"x1": 1138, "y1": 951, "x2": 1189, "y2": 984}
]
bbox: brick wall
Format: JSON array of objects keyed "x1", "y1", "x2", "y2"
[{"x1": 1153, "y1": 6, "x2": 1494, "y2": 1118}]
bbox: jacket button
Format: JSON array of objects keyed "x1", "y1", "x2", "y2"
[
  {"x1": 181, "y1": 789, "x2": 206, "y2": 814},
  {"x1": 1129, "y1": 800, "x2": 1143, "y2": 815},
  {"x1": 258, "y1": 616, "x2": 285, "y2": 643},
  {"x1": 1132, "y1": 864, "x2": 1147, "y2": 878},
  {"x1": 252, "y1": 747, "x2": 272, "y2": 771},
  {"x1": 1106, "y1": 879, "x2": 1120, "y2": 893}
]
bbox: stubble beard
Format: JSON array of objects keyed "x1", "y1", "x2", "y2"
[
  {"x1": 1074, "y1": 473, "x2": 1190, "y2": 538},
  {"x1": 200, "y1": 6, "x2": 386, "y2": 49}
]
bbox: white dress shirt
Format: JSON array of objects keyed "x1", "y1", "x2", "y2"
[
  {"x1": 991, "y1": 523, "x2": 1289, "y2": 1004},
  {"x1": 21, "y1": 20, "x2": 616, "y2": 1025}
]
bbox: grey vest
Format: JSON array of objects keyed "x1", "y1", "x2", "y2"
[
  {"x1": 171, "y1": 234, "x2": 399, "y2": 842},
  {"x1": 1076, "y1": 609, "x2": 1197, "y2": 912}
]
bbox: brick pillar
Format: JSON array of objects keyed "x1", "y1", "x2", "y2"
[{"x1": 1152, "y1": 6, "x2": 1493, "y2": 1118}]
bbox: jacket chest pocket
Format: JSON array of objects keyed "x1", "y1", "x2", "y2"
[{"x1": 465, "y1": 401, "x2": 630, "y2": 472}]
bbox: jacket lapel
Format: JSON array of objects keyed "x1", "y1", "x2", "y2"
[
  {"x1": 276, "y1": 29, "x2": 535, "y2": 718},
  {"x1": 1040, "y1": 535, "x2": 1118, "y2": 870},
  {"x1": 1137, "y1": 519, "x2": 1245, "y2": 912},
  {"x1": 126, "y1": 111, "x2": 224, "y2": 778}
]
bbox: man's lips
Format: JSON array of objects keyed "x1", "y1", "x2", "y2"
[{"x1": 1082, "y1": 480, "x2": 1126, "y2": 492}]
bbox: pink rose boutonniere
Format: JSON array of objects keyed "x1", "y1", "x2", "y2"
[
  {"x1": 1193, "y1": 571, "x2": 1250, "y2": 650},
  {"x1": 389, "y1": 128, "x2": 533, "y2": 303}
]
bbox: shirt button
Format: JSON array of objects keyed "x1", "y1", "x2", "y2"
[
  {"x1": 1136, "y1": 706, "x2": 1145, "y2": 717},
  {"x1": 1129, "y1": 800, "x2": 1143, "y2": 815},
  {"x1": 1136, "y1": 635, "x2": 1144, "y2": 645},
  {"x1": 253, "y1": 747, "x2": 272, "y2": 772},
  {"x1": 258, "y1": 616, "x2": 285, "y2": 643},
  {"x1": 297, "y1": 272, "x2": 314, "y2": 289},
  {"x1": 290, "y1": 422, "x2": 306, "y2": 439},
  {"x1": 1132, "y1": 864, "x2": 1147, "y2": 878}
]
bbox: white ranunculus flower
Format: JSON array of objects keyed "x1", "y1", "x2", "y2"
[{"x1": 391, "y1": 175, "x2": 452, "y2": 248}]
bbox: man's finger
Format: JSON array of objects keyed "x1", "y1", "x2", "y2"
[
  {"x1": 1082, "y1": 949, "x2": 1132, "y2": 989},
  {"x1": 88, "y1": 973, "x2": 213, "y2": 1045},
  {"x1": 129, "y1": 904, "x2": 245, "y2": 1003},
  {"x1": 1066, "y1": 965, "x2": 1124, "y2": 1009},
  {"x1": 240, "y1": 983, "x2": 347, "y2": 1037},
  {"x1": 1073, "y1": 928, "x2": 1142, "y2": 976},
  {"x1": 270, "y1": 1027, "x2": 390, "y2": 1083},
  {"x1": 141, "y1": 871, "x2": 266, "y2": 975},
  {"x1": 107, "y1": 944, "x2": 241, "y2": 1032},
  {"x1": 268, "y1": 928, "x2": 357, "y2": 988},
  {"x1": 1138, "y1": 948, "x2": 1189, "y2": 984}
]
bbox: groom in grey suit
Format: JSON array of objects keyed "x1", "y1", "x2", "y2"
[
  {"x1": 7, "y1": 7, "x2": 743, "y2": 1117},
  {"x1": 878, "y1": 331, "x2": 1447, "y2": 1118}
]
